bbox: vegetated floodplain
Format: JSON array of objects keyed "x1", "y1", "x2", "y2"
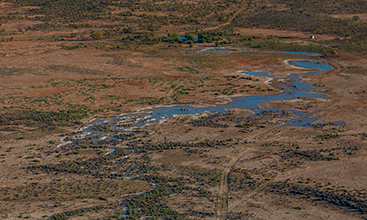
[{"x1": 0, "y1": 0, "x2": 367, "y2": 219}]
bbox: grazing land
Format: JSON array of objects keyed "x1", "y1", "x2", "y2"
[{"x1": 0, "y1": 0, "x2": 367, "y2": 219}]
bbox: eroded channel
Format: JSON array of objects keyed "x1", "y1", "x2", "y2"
[{"x1": 58, "y1": 54, "x2": 334, "y2": 148}]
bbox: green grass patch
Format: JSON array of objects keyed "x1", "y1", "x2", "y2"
[{"x1": 175, "y1": 66, "x2": 199, "y2": 73}]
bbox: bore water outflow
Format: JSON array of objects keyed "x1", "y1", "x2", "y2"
[{"x1": 59, "y1": 52, "x2": 334, "y2": 148}]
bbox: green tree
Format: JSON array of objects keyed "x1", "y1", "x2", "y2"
[
  {"x1": 104, "y1": 30, "x2": 112, "y2": 38},
  {"x1": 124, "y1": 26, "x2": 137, "y2": 34},
  {"x1": 90, "y1": 31, "x2": 101, "y2": 40},
  {"x1": 171, "y1": 33, "x2": 179, "y2": 40}
]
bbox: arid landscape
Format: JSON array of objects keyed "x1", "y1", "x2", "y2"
[{"x1": 0, "y1": 0, "x2": 367, "y2": 219}]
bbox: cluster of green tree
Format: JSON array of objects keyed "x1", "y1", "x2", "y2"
[
  {"x1": 0, "y1": 4, "x2": 208, "y2": 25},
  {"x1": 189, "y1": 209, "x2": 215, "y2": 218},
  {"x1": 27, "y1": 22, "x2": 125, "y2": 32},
  {"x1": 121, "y1": 13, "x2": 201, "y2": 26},
  {"x1": 70, "y1": 137, "x2": 121, "y2": 149},
  {"x1": 268, "y1": 181, "x2": 367, "y2": 214},
  {"x1": 0, "y1": 109, "x2": 87, "y2": 127},
  {"x1": 166, "y1": 30, "x2": 236, "y2": 45},
  {"x1": 129, "y1": 140, "x2": 229, "y2": 153},
  {"x1": 275, "y1": 0, "x2": 367, "y2": 14},
  {"x1": 27, "y1": 129, "x2": 231, "y2": 218},
  {"x1": 121, "y1": 32, "x2": 163, "y2": 45},
  {"x1": 326, "y1": 37, "x2": 367, "y2": 54},
  {"x1": 50, "y1": 206, "x2": 105, "y2": 220},
  {"x1": 5, "y1": 0, "x2": 242, "y2": 26},
  {"x1": 0, "y1": 14, "x2": 27, "y2": 21},
  {"x1": 175, "y1": 66, "x2": 199, "y2": 73},
  {"x1": 0, "y1": 179, "x2": 147, "y2": 201},
  {"x1": 166, "y1": 33, "x2": 194, "y2": 44},
  {"x1": 281, "y1": 149, "x2": 339, "y2": 161},
  {"x1": 61, "y1": 43, "x2": 86, "y2": 50},
  {"x1": 11, "y1": 0, "x2": 114, "y2": 22},
  {"x1": 232, "y1": 10, "x2": 367, "y2": 38},
  {"x1": 314, "y1": 133, "x2": 340, "y2": 140},
  {"x1": 228, "y1": 168, "x2": 261, "y2": 192},
  {"x1": 123, "y1": 184, "x2": 186, "y2": 219},
  {"x1": 122, "y1": 0, "x2": 240, "y2": 21},
  {"x1": 191, "y1": 186, "x2": 213, "y2": 198},
  {"x1": 200, "y1": 29, "x2": 239, "y2": 45},
  {"x1": 176, "y1": 166, "x2": 222, "y2": 187},
  {"x1": 129, "y1": 96, "x2": 168, "y2": 105}
]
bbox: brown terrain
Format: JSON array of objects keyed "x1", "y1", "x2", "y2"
[{"x1": 0, "y1": 0, "x2": 367, "y2": 219}]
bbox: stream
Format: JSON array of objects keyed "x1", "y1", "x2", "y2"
[{"x1": 58, "y1": 51, "x2": 335, "y2": 147}]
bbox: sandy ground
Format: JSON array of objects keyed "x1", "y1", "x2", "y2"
[{"x1": 0, "y1": 5, "x2": 366, "y2": 219}]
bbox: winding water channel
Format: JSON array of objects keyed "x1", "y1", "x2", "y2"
[{"x1": 59, "y1": 51, "x2": 334, "y2": 147}]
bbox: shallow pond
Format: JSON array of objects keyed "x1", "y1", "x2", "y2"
[{"x1": 60, "y1": 51, "x2": 335, "y2": 146}]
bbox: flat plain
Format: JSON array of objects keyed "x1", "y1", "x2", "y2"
[{"x1": 0, "y1": 0, "x2": 367, "y2": 219}]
